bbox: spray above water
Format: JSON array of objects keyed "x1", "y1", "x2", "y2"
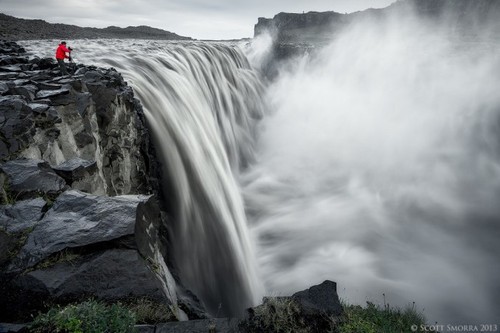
[{"x1": 243, "y1": 3, "x2": 500, "y2": 325}]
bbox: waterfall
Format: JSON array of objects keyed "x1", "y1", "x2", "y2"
[
  {"x1": 26, "y1": 40, "x2": 266, "y2": 316},
  {"x1": 120, "y1": 42, "x2": 265, "y2": 316}
]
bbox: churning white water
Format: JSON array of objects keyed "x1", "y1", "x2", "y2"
[
  {"x1": 25, "y1": 11, "x2": 500, "y2": 323},
  {"x1": 243, "y1": 10, "x2": 500, "y2": 325}
]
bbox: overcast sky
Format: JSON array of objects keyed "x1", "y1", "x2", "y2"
[{"x1": 1, "y1": 0, "x2": 397, "y2": 40}]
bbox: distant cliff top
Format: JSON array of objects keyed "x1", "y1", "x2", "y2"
[
  {"x1": 255, "y1": 0, "x2": 500, "y2": 42},
  {"x1": 0, "y1": 13, "x2": 192, "y2": 40}
]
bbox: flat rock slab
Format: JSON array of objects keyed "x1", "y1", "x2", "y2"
[
  {"x1": 0, "y1": 65, "x2": 22, "y2": 72},
  {"x1": 0, "y1": 198, "x2": 46, "y2": 233},
  {"x1": 35, "y1": 88, "x2": 69, "y2": 99},
  {"x1": 16, "y1": 249, "x2": 166, "y2": 301},
  {"x1": 27, "y1": 103, "x2": 49, "y2": 113},
  {"x1": 53, "y1": 157, "x2": 97, "y2": 183},
  {"x1": 13, "y1": 190, "x2": 152, "y2": 269},
  {"x1": 0, "y1": 159, "x2": 66, "y2": 199}
]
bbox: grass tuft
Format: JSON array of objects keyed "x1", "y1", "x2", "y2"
[
  {"x1": 338, "y1": 301, "x2": 427, "y2": 333},
  {"x1": 29, "y1": 299, "x2": 137, "y2": 333},
  {"x1": 126, "y1": 297, "x2": 177, "y2": 324}
]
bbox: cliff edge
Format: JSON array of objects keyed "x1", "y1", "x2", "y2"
[{"x1": 0, "y1": 40, "x2": 201, "y2": 323}]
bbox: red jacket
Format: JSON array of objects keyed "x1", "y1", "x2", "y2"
[{"x1": 55, "y1": 44, "x2": 70, "y2": 60}]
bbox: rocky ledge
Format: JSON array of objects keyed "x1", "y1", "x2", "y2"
[{"x1": 0, "y1": 40, "x2": 193, "y2": 324}]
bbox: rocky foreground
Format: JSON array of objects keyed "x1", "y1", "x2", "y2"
[
  {"x1": 0, "y1": 39, "x2": 185, "y2": 328},
  {"x1": 0, "y1": 40, "x2": 345, "y2": 332}
]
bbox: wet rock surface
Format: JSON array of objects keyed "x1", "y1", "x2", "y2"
[{"x1": 0, "y1": 39, "x2": 159, "y2": 196}]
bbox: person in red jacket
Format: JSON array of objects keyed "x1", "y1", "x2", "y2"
[{"x1": 55, "y1": 41, "x2": 72, "y2": 76}]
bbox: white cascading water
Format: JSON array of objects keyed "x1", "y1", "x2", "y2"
[
  {"x1": 26, "y1": 12, "x2": 500, "y2": 323},
  {"x1": 25, "y1": 40, "x2": 265, "y2": 316}
]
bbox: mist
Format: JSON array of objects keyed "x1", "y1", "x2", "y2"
[{"x1": 243, "y1": 5, "x2": 500, "y2": 324}]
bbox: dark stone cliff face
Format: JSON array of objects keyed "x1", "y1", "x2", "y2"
[
  {"x1": 254, "y1": 0, "x2": 500, "y2": 74},
  {"x1": 254, "y1": 11, "x2": 346, "y2": 44},
  {"x1": 0, "y1": 40, "x2": 192, "y2": 323},
  {"x1": 255, "y1": 0, "x2": 500, "y2": 43},
  {"x1": 0, "y1": 42, "x2": 158, "y2": 196}
]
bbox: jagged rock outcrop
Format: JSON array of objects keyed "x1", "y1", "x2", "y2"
[
  {"x1": 0, "y1": 40, "x2": 158, "y2": 196},
  {"x1": 0, "y1": 159, "x2": 67, "y2": 201},
  {"x1": 0, "y1": 40, "x2": 185, "y2": 323},
  {"x1": 0, "y1": 190, "x2": 177, "y2": 322},
  {"x1": 131, "y1": 281, "x2": 343, "y2": 333},
  {"x1": 240, "y1": 280, "x2": 343, "y2": 333},
  {"x1": 0, "y1": 13, "x2": 192, "y2": 41}
]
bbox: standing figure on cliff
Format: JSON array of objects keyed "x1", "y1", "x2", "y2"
[{"x1": 55, "y1": 41, "x2": 72, "y2": 76}]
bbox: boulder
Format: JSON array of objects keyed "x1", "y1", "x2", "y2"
[
  {"x1": 0, "y1": 159, "x2": 67, "y2": 200},
  {"x1": 292, "y1": 280, "x2": 343, "y2": 330},
  {"x1": 0, "y1": 188, "x2": 178, "y2": 322},
  {"x1": 52, "y1": 157, "x2": 97, "y2": 185},
  {"x1": 0, "y1": 229, "x2": 16, "y2": 267},
  {"x1": 8, "y1": 85, "x2": 37, "y2": 101},
  {"x1": 242, "y1": 280, "x2": 343, "y2": 333},
  {"x1": 15, "y1": 249, "x2": 167, "y2": 301},
  {"x1": 0, "y1": 96, "x2": 35, "y2": 160},
  {"x1": 11, "y1": 190, "x2": 151, "y2": 270},
  {"x1": 37, "y1": 58, "x2": 56, "y2": 70},
  {"x1": 0, "y1": 198, "x2": 46, "y2": 233}
]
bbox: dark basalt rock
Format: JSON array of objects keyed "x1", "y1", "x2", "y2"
[
  {"x1": 0, "y1": 229, "x2": 16, "y2": 268},
  {"x1": 0, "y1": 65, "x2": 23, "y2": 73},
  {"x1": 0, "y1": 198, "x2": 46, "y2": 234},
  {"x1": 11, "y1": 190, "x2": 149, "y2": 270},
  {"x1": 0, "y1": 159, "x2": 67, "y2": 201},
  {"x1": 0, "y1": 40, "x2": 179, "y2": 324},
  {"x1": 242, "y1": 280, "x2": 343, "y2": 333},
  {"x1": 15, "y1": 249, "x2": 166, "y2": 301},
  {"x1": 36, "y1": 57, "x2": 56, "y2": 70},
  {"x1": 8, "y1": 85, "x2": 37, "y2": 101},
  {"x1": 0, "y1": 96, "x2": 35, "y2": 160},
  {"x1": 291, "y1": 280, "x2": 343, "y2": 331},
  {"x1": 0, "y1": 189, "x2": 175, "y2": 322},
  {"x1": 0, "y1": 82, "x2": 8, "y2": 95},
  {"x1": 52, "y1": 157, "x2": 97, "y2": 185},
  {"x1": 35, "y1": 88, "x2": 70, "y2": 99}
]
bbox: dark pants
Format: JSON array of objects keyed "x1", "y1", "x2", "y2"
[{"x1": 57, "y1": 58, "x2": 68, "y2": 75}]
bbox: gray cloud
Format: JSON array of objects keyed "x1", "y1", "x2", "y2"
[{"x1": 1, "y1": 0, "x2": 395, "y2": 39}]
